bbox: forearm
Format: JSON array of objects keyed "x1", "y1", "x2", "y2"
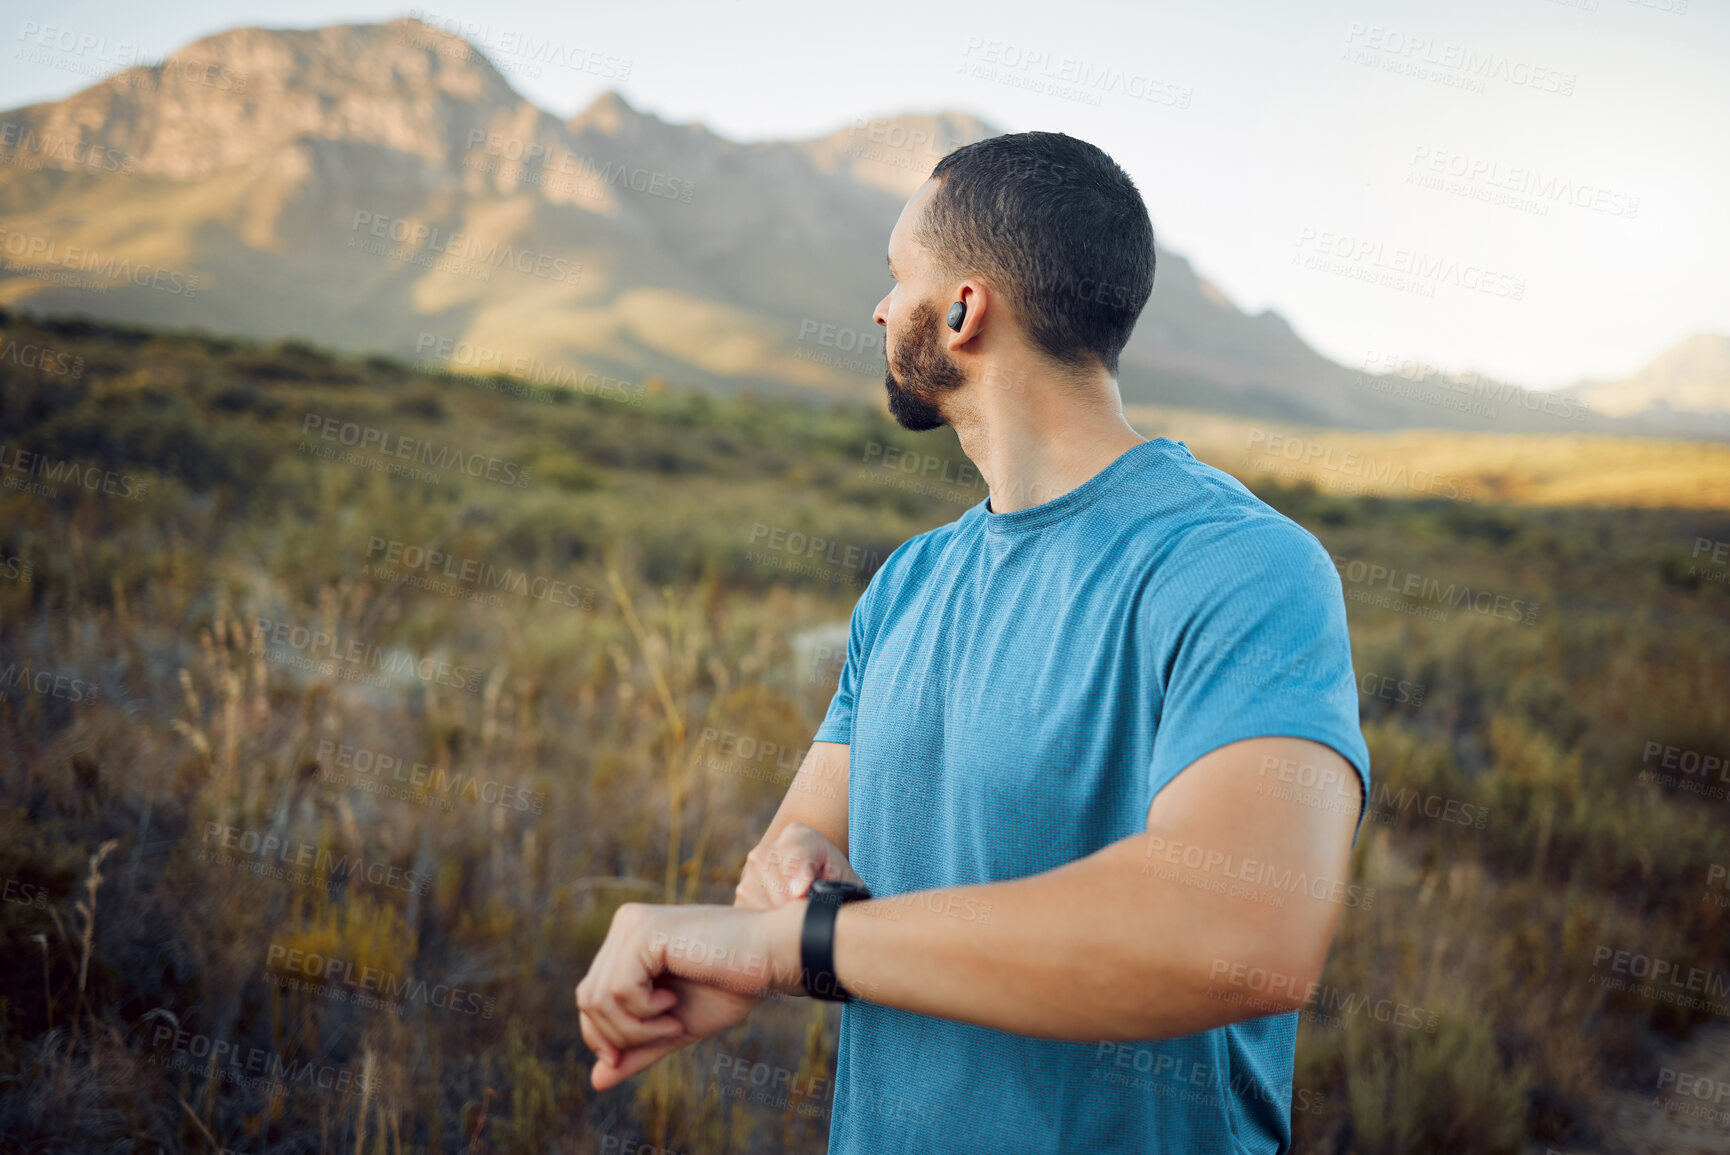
[
  {"x1": 758, "y1": 740, "x2": 849, "y2": 855},
  {"x1": 827, "y1": 834, "x2": 1321, "y2": 1041}
]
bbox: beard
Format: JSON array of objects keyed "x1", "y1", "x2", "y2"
[{"x1": 883, "y1": 300, "x2": 966, "y2": 432}]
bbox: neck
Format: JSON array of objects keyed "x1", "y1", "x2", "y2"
[{"x1": 945, "y1": 363, "x2": 1148, "y2": 514}]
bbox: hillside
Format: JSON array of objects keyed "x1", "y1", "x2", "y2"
[{"x1": 1, "y1": 17, "x2": 1719, "y2": 438}]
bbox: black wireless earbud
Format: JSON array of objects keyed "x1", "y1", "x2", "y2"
[{"x1": 946, "y1": 300, "x2": 966, "y2": 331}]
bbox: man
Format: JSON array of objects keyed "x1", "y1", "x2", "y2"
[{"x1": 577, "y1": 131, "x2": 1371, "y2": 1153}]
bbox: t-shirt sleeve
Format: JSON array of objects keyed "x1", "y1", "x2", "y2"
[
  {"x1": 1146, "y1": 518, "x2": 1372, "y2": 840},
  {"x1": 813, "y1": 577, "x2": 877, "y2": 746}
]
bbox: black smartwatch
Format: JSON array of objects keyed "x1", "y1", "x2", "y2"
[{"x1": 801, "y1": 879, "x2": 872, "y2": 1002}]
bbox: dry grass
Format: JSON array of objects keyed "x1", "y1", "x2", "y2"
[
  {"x1": 1126, "y1": 404, "x2": 1730, "y2": 508},
  {"x1": 0, "y1": 315, "x2": 1727, "y2": 1151}
]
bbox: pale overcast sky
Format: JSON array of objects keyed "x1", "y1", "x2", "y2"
[{"x1": 5, "y1": 0, "x2": 1726, "y2": 388}]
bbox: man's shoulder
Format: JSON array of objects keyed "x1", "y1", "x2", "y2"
[
  {"x1": 1108, "y1": 445, "x2": 1334, "y2": 579},
  {"x1": 1168, "y1": 504, "x2": 1334, "y2": 578},
  {"x1": 869, "y1": 503, "x2": 982, "y2": 585}
]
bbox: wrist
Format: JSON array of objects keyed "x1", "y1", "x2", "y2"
[
  {"x1": 799, "y1": 879, "x2": 873, "y2": 1002},
  {"x1": 769, "y1": 898, "x2": 809, "y2": 994}
]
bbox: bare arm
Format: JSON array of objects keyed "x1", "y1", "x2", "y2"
[
  {"x1": 819, "y1": 735, "x2": 1362, "y2": 1039},
  {"x1": 579, "y1": 735, "x2": 1365, "y2": 1080}
]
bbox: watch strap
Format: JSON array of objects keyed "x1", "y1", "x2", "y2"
[{"x1": 801, "y1": 881, "x2": 869, "y2": 1002}]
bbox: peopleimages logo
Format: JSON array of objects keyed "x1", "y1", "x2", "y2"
[
  {"x1": 348, "y1": 211, "x2": 582, "y2": 284},
  {"x1": 1589, "y1": 946, "x2": 1730, "y2": 1014},
  {"x1": 1244, "y1": 430, "x2": 1476, "y2": 502},
  {"x1": 412, "y1": 332, "x2": 644, "y2": 406},
  {"x1": 403, "y1": 10, "x2": 631, "y2": 80},
  {"x1": 1206, "y1": 958, "x2": 1440, "y2": 1033},
  {"x1": 148, "y1": 1025, "x2": 369, "y2": 1099},
  {"x1": 200, "y1": 822, "x2": 431, "y2": 894},
  {"x1": 0, "y1": 336, "x2": 86, "y2": 377},
  {"x1": 364, "y1": 536, "x2": 597, "y2": 610},
  {"x1": 15, "y1": 19, "x2": 153, "y2": 67},
  {"x1": 265, "y1": 944, "x2": 497, "y2": 1018},
  {"x1": 2, "y1": 878, "x2": 50, "y2": 908},
  {"x1": 1093, "y1": 1044, "x2": 1328, "y2": 1116},
  {"x1": 1293, "y1": 227, "x2": 1525, "y2": 301},
  {"x1": 1143, "y1": 832, "x2": 1376, "y2": 910},
  {"x1": 0, "y1": 443, "x2": 150, "y2": 501},
  {"x1": 0, "y1": 660, "x2": 100, "y2": 704},
  {"x1": 1360, "y1": 348, "x2": 1590, "y2": 423},
  {"x1": 1407, "y1": 146, "x2": 1639, "y2": 220},
  {"x1": 13, "y1": 20, "x2": 250, "y2": 93},
  {"x1": 462, "y1": 130, "x2": 694, "y2": 203},
  {"x1": 0, "y1": 121, "x2": 134, "y2": 174},
  {"x1": 0, "y1": 227, "x2": 200, "y2": 296},
  {"x1": 314, "y1": 738, "x2": 547, "y2": 815},
  {"x1": 1342, "y1": 22, "x2": 1576, "y2": 96},
  {"x1": 959, "y1": 37, "x2": 1193, "y2": 110},
  {"x1": 746, "y1": 524, "x2": 885, "y2": 582},
  {"x1": 251, "y1": 615, "x2": 484, "y2": 694},
  {"x1": 298, "y1": 413, "x2": 532, "y2": 489},
  {"x1": 1329, "y1": 554, "x2": 1539, "y2": 626}
]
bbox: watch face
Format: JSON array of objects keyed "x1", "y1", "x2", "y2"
[{"x1": 810, "y1": 879, "x2": 870, "y2": 902}]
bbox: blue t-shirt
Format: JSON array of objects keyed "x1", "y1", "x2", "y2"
[{"x1": 813, "y1": 437, "x2": 1371, "y2": 1154}]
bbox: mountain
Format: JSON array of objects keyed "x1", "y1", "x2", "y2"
[
  {"x1": 1555, "y1": 334, "x2": 1730, "y2": 438},
  {"x1": 0, "y1": 17, "x2": 1707, "y2": 437},
  {"x1": 798, "y1": 111, "x2": 997, "y2": 199},
  {"x1": 0, "y1": 20, "x2": 884, "y2": 399}
]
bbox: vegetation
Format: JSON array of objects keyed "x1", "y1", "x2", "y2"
[{"x1": 1, "y1": 311, "x2": 1727, "y2": 1153}]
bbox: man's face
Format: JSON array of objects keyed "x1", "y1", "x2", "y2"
[
  {"x1": 883, "y1": 300, "x2": 965, "y2": 431},
  {"x1": 874, "y1": 181, "x2": 966, "y2": 432}
]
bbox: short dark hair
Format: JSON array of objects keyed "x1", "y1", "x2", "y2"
[{"x1": 919, "y1": 132, "x2": 1155, "y2": 377}]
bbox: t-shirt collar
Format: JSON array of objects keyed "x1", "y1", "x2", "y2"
[{"x1": 981, "y1": 438, "x2": 1183, "y2": 535}]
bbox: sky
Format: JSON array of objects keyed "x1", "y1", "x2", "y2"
[{"x1": 4, "y1": 0, "x2": 1727, "y2": 389}]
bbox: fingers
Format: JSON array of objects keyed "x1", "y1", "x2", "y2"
[
  {"x1": 768, "y1": 832, "x2": 819, "y2": 894},
  {"x1": 590, "y1": 1034, "x2": 687, "y2": 1092},
  {"x1": 575, "y1": 977, "x2": 621, "y2": 1067},
  {"x1": 578, "y1": 1008, "x2": 617, "y2": 1066},
  {"x1": 786, "y1": 855, "x2": 817, "y2": 898},
  {"x1": 737, "y1": 824, "x2": 837, "y2": 907},
  {"x1": 584, "y1": 1004, "x2": 683, "y2": 1053},
  {"x1": 737, "y1": 843, "x2": 798, "y2": 907},
  {"x1": 734, "y1": 859, "x2": 774, "y2": 909},
  {"x1": 578, "y1": 973, "x2": 684, "y2": 1059},
  {"x1": 625, "y1": 982, "x2": 680, "y2": 1020},
  {"x1": 576, "y1": 904, "x2": 687, "y2": 1069}
]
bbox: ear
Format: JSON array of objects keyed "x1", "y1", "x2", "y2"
[{"x1": 945, "y1": 282, "x2": 986, "y2": 349}]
